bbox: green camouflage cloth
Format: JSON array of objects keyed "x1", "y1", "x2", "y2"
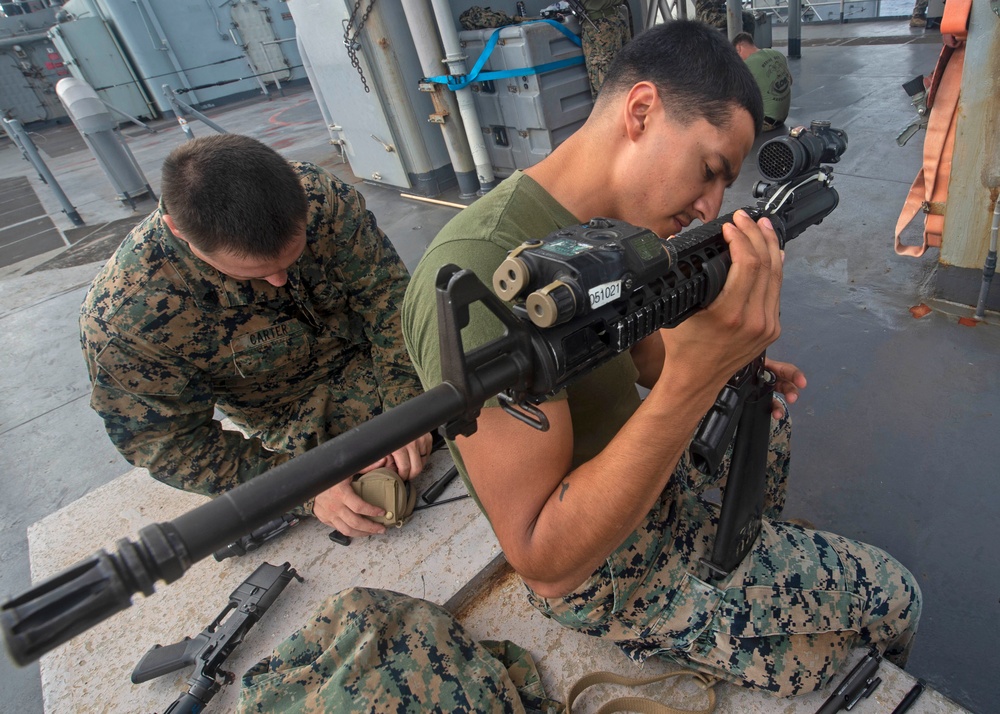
[
  {"x1": 80, "y1": 163, "x2": 420, "y2": 500},
  {"x1": 236, "y1": 587, "x2": 564, "y2": 713},
  {"x1": 579, "y1": 1, "x2": 632, "y2": 98},
  {"x1": 459, "y1": 6, "x2": 520, "y2": 30},
  {"x1": 525, "y1": 398, "x2": 922, "y2": 697},
  {"x1": 694, "y1": 1, "x2": 756, "y2": 33}
]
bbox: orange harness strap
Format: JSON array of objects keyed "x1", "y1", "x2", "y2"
[
  {"x1": 940, "y1": 0, "x2": 972, "y2": 38},
  {"x1": 894, "y1": 0, "x2": 971, "y2": 257}
]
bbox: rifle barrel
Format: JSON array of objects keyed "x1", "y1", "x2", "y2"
[{"x1": 1, "y1": 382, "x2": 472, "y2": 666}]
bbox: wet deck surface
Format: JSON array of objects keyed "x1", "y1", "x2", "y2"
[{"x1": 0, "y1": 17, "x2": 996, "y2": 714}]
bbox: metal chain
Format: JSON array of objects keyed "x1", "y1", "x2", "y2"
[{"x1": 343, "y1": 0, "x2": 377, "y2": 93}]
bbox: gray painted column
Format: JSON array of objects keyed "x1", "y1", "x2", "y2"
[
  {"x1": 400, "y1": 0, "x2": 479, "y2": 197},
  {"x1": 429, "y1": 0, "x2": 497, "y2": 191}
]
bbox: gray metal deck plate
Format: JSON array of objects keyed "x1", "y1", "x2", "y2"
[{"x1": 0, "y1": 177, "x2": 64, "y2": 269}]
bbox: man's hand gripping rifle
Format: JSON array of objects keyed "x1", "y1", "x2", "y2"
[
  {"x1": 467, "y1": 120, "x2": 846, "y2": 419},
  {"x1": 0, "y1": 121, "x2": 845, "y2": 668},
  {"x1": 458, "y1": 120, "x2": 847, "y2": 578}
]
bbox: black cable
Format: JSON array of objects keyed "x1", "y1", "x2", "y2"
[
  {"x1": 413, "y1": 494, "x2": 469, "y2": 511},
  {"x1": 91, "y1": 55, "x2": 247, "y2": 92},
  {"x1": 93, "y1": 62, "x2": 305, "y2": 96},
  {"x1": 173, "y1": 64, "x2": 305, "y2": 93}
]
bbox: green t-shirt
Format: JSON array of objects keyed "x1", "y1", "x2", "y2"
[
  {"x1": 745, "y1": 48, "x2": 792, "y2": 123},
  {"x1": 402, "y1": 172, "x2": 642, "y2": 503}
]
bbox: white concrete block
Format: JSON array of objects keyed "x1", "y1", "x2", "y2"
[{"x1": 27, "y1": 453, "x2": 498, "y2": 713}]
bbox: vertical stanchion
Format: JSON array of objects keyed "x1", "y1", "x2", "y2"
[
  {"x1": 727, "y1": 0, "x2": 743, "y2": 40},
  {"x1": 788, "y1": 0, "x2": 802, "y2": 58},
  {"x1": 1, "y1": 118, "x2": 84, "y2": 228}
]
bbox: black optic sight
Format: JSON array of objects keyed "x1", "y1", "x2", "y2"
[
  {"x1": 756, "y1": 120, "x2": 847, "y2": 183},
  {"x1": 493, "y1": 121, "x2": 846, "y2": 331}
]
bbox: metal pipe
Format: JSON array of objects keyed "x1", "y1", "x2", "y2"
[
  {"x1": 428, "y1": 0, "x2": 497, "y2": 191},
  {"x1": 0, "y1": 31, "x2": 50, "y2": 49},
  {"x1": 203, "y1": 0, "x2": 228, "y2": 39},
  {"x1": 228, "y1": 27, "x2": 269, "y2": 98},
  {"x1": 78, "y1": 130, "x2": 135, "y2": 207},
  {"x1": 788, "y1": 0, "x2": 802, "y2": 58},
  {"x1": 645, "y1": 0, "x2": 659, "y2": 27},
  {"x1": 101, "y1": 99, "x2": 156, "y2": 134},
  {"x1": 400, "y1": 0, "x2": 478, "y2": 197},
  {"x1": 134, "y1": 0, "x2": 201, "y2": 105},
  {"x1": 295, "y1": 35, "x2": 342, "y2": 152},
  {"x1": 645, "y1": 0, "x2": 673, "y2": 26},
  {"x1": 113, "y1": 128, "x2": 157, "y2": 203},
  {"x1": 401, "y1": 192, "x2": 467, "y2": 209},
  {"x1": 1, "y1": 118, "x2": 84, "y2": 229},
  {"x1": 162, "y1": 84, "x2": 228, "y2": 136},
  {"x1": 259, "y1": 37, "x2": 298, "y2": 97},
  {"x1": 726, "y1": 0, "x2": 742, "y2": 40},
  {"x1": 259, "y1": 42, "x2": 282, "y2": 96},
  {"x1": 973, "y1": 194, "x2": 999, "y2": 320}
]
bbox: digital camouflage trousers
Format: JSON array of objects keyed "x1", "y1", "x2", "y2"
[
  {"x1": 525, "y1": 398, "x2": 921, "y2": 697},
  {"x1": 581, "y1": 14, "x2": 631, "y2": 98}
]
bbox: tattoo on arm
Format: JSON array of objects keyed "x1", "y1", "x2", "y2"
[{"x1": 559, "y1": 482, "x2": 570, "y2": 501}]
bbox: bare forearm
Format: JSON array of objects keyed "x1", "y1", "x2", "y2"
[
  {"x1": 509, "y1": 368, "x2": 724, "y2": 597},
  {"x1": 630, "y1": 333, "x2": 666, "y2": 389},
  {"x1": 464, "y1": 211, "x2": 786, "y2": 597}
]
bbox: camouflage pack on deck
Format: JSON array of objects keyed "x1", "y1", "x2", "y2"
[
  {"x1": 237, "y1": 587, "x2": 563, "y2": 713},
  {"x1": 459, "y1": 6, "x2": 521, "y2": 30}
]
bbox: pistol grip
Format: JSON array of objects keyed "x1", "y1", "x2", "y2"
[{"x1": 131, "y1": 634, "x2": 206, "y2": 683}]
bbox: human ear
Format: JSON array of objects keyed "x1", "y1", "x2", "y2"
[
  {"x1": 162, "y1": 215, "x2": 204, "y2": 258},
  {"x1": 623, "y1": 82, "x2": 657, "y2": 142},
  {"x1": 162, "y1": 214, "x2": 184, "y2": 240}
]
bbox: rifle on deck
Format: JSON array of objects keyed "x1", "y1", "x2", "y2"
[
  {"x1": 131, "y1": 562, "x2": 302, "y2": 713},
  {"x1": 1, "y1": 121, "x2": 847, "y2": 667}
]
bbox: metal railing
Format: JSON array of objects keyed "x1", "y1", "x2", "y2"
[{"x1": 747, "y1": 0, "x2": 888, "y2": 23}]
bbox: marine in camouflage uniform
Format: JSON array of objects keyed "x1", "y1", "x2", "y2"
[
  {"x1": 578, "y1": 1, "x2": 632, "y2": 98},
  {"x1": 403, "y1": 177, "x2": 921, "y2": 698},
  {"x1": 237, "y1": 587, "x2": 564, "y2": 713},
  {"x1": 80, "y1": 160, "x2": 420, "y2": 507},
  {"x1": 402, "y1": 21, "x2": 921, "y2": 697}
]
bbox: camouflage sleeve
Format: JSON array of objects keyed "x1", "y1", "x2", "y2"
[
  {"x1": 81, "y1": 315, "x2": 292, "y2": 497},
  {"x1": 315, "y1": 172, "x2": 422, "y2": 410}
]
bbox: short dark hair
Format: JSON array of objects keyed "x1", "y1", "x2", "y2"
[
  {"x1": 161, "y1": 134, "x2": 308, "y2": 258},
  {"x1": 599, "y1": 20, "x2": 764, "y2": 134},
  {"x1": 732, "y1": 31, "x2": 756, "y2": 47}
]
